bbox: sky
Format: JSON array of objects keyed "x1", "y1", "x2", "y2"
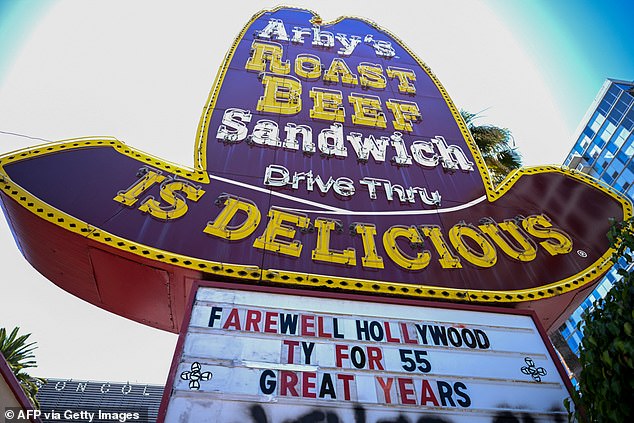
[{"x1": 0, "y1": 0, "x2": 632, "y2": 385}]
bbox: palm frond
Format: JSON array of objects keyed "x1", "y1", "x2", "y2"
[
  {"x1": 497, "y1": 149, "x2": 522, "y2": 171},
  {"x1": 460, "y1": 109, "x2": 522, "y2": 185},
  {"x1": 1, "y1": 327, "x2": 45, "y2": 408}
]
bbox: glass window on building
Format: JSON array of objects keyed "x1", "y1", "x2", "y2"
[
  {"x1": 579, "y1": 134, "x2": 592, "y2": 150},
  {"x1": 614, "y1": 126, "x2": 631, "y2": 149},
  {"x1": 625, "y1": 133, "x2": 634, "y2": 156},
  {"x1": 595, "y1": 279, "x2": 614, "y2": 298},
  {"x1": 617, "y1": 150, "x2": 629, "y2": 164},
  {"x1": 607, "y1": 159, "x2": 624, "y2": 177},
  {"x1": 605, "y1": 142, "x2": 619, "y2": 158},
  {"x1": 619, "y1": 92, "x2": 632, "y2": 107},
  {"x1": 623, "y1": 109, "x2": 634, "y2": 131},
  {"x1": 589, "y1": 111, "x2": 606, "y2": 132},
  {"x1": 604, "y1": 149, "x2": 616, "y2": 162},
  {"x1": 608, "y1": 98, "x2": 629, "y2": 123},
  {"x1": 605, "y1": 85, "x2": 621, "y2": 105},
  {"x1": 620, "y1": 168, "x2": 634, "y2": 185},
  {"x1": 563, "y1": 320, "x2": 575, "y2": 337},
  {"x1": 598, "y1": 121, "x2": 617, "y2": 144}
]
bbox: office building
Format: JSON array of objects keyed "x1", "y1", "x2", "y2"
[{"x1": 559, "y1": 78, "x2": 634, "y2": 371}]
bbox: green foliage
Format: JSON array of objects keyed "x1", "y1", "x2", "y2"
[
  {"x1": 567, "y1": 218, "x2": 634, "y2": 422},
  {"x1": 460, "y1": 109, "x2": 522, "y2": 184},
  {"x1": 0, "y1": 327, "x2": 45, "y2": 408}
]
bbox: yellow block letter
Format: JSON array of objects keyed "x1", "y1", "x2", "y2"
[
  {"x1": 522, "y1": 214, "x2": 573, "y2": 256},
  {"x1": 323, "y1": 58, "x2": 358, "y2": 86},
  {"x1": 420, "y1": 226, "x2": 462, "y2": 268},
  {"x1": 138, "y1": 180, "x2": 205, "y2": 220},
  {"x1": 253, "y1": 208, "x2": 310, "y2": 257},
  {"x1": 312, "y1": 219, "x2": 356, "y2": 266},
  {"x1": 358, "y1": 62, "x2": 387, "y2": 90},
  {"x1": 383, "y1": 226, "x2": 430, "y2": 270},
  {"x1": 245, "y1": 40, "x2": 290, "y2": 74},
  {"x1": 295, "y1": 54, "x2": 322, "y2": 80},
  {"x1": 385, "y1": 99, "x2": 422, "y2": 131},
  {"x1": 204, "y1": 197, "x2": 261, "y2": 241},
  {"x1": 257, "y1": 74, "x2": 302, "y2": 115},
  {"x1": 309, "y1": 87, "x2": 345, "y2": 122},
  {"x1": 114, "y1": 169, "x2": 166, "y2": 207},
  {"x1": 479, "y1": 220, "x2": 537, "y2": 262},
  {"x1": 386, "y1": 67, "x2": 417, "y2": 94},
  {"x1": 348, "y1": 93, "x2": 387, "y2": 128},
  {"x1": 448, "y1": 225, "x2": 497, "y2": 268},
  {"x1": 353, "y1": 223, "x2": 384, "y2": 269}
]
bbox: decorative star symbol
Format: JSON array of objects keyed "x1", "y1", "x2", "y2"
[
  {"x1": 180, "y1": 362, "x2": 212, "y2": 390},
  {"x1": 521, "y1": 357, "x2": 547, "y2": 382}
]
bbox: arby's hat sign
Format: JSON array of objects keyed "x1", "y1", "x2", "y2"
[{"x1": 0, "y1": 7, "x2": 630, "y2": 332}]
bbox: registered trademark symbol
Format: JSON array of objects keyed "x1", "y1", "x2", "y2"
[{"x1": 577, "y1": 250, "x2": 588, "y2": 258}]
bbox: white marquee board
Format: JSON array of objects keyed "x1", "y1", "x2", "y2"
[{"x1": 161, "y1": 286, "x2": 572, "y2": 422}]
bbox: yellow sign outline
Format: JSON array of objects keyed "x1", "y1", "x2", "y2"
[{"x1": 0, "y1": 7, "x2": 632, "y2": 303}]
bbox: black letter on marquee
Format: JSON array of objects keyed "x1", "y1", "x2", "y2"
[
  {"x1": 369, "y1": 321, "x2": 384, "y2": 341},
  {"x1": 333, "y1": 318, "x2": 345, "y2": 339},
  {"x1": 301, "y1": 342, "x2": 315, "y2": 365},
  {"x1": 415, "y1": 324, "x2": 428, "y2": 344},
  {"x1": 447, "y1": 327, "x2": 462, "y2": 347},
  {"x1": 351, "y1": 346, "x2": 367, "y2": 369},
  {"x1": 356, "y1": 320, "x2": 370, "y2": 341},
  {"x1": 454, "y1": 382, "x2": 471, "y2": 407},
  {"x1": 319, "y1": 373, "x2": 337, "y2": 399},
  {"x1": 461, "y1": 328, "x2": 477, "y2": 348},
  {"x1": 209, "y1": 307, "x2": 223, "y2": 327},
  {"x1": 474, "y1": 329, "x2": 490, "y2": 349},
  {"x1": 428, "y1": 325, "x2": 448, "y2": 346},
  {"x1": 279, "y1": 313, "x2": 299, "y2": 335},
  {"x1": 436, "y1": 381, "x2": 456, "y2": 407},
  {"x1": 259, "y1": 370, "x2": 276, "y2": 395}
]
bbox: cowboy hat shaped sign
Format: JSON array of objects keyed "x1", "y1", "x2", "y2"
[{"x1": 0, "y1": 7, "x2": 629, "y2": 331}]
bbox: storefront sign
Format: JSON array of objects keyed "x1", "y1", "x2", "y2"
[
  {"x1": 160, "y1": 285, "x2": 572, "y2": 422},
  {"x1": 0, "y1": 7, "x2": 630, "y2": 330}
]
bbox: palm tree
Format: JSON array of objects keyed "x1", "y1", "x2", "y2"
[
  {"x1": 0, "y1": 327, "x2": 46, "y2": 408},
  {"x1": 461, "y1": 109, "x2": 522, "y2": 185}
]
